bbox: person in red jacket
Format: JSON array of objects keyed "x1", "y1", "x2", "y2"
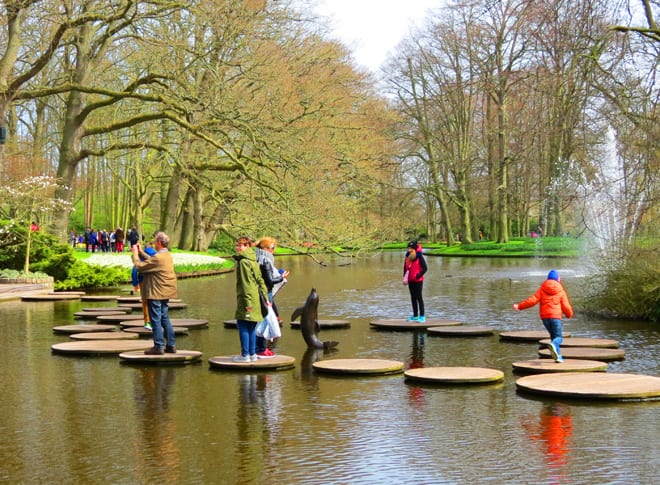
[
  {"x1": 513, "y1": 269, "x2": 573, "y2": 362},
  {"x1": 403, "y1": 240, "x2": 428, "y2": 322}
]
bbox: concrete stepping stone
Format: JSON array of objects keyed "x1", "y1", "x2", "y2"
[
  {"x1": 404, "y1": 366, "x2": 504, "y2": 384},
  {"x1": 123, "y1": 326, "x2": 189, "y2": 336},
  {"x1": 118, "y1": 302, "x2": 187, "y2": 310},
  {"x1": 120, "y1": 318, "x2": 207, "y2": 329},
  {"x1": 369, "y1": 319, "x2": 462, "y2": 330},
  {"x1": 512, "y1": 359, "x2": 608, "y2": 374},
  {"x1": 74, "y1": 310, "x2": 128, "y2": 318},
  {"x1": 70, "y1": 332, "x2": 139, "y2": 340},
  {"x1": 80, "y1": 295, "x2": 120, "y2": 301},
  {"x1": 82, "y1": 306, "x2": 131, "y2": 312},
  {"x1": 53, "y1": 324, "x2": 117, "y2": 334},
  {"x1": 538, "y1": 347, "x2": 625, "y2": 361},
  {"x1": 97, "y1": 314, "x2": 145, "y2": 323},
  {"x1": 119, "y1": 350, "x2": 202, "y2": 364},
  {"x1": 51, "y1": 340, "x2": 152, "y2": 355},
  {"x1": 427, "y1": 325, "x2": 495, "y2": 337},
  {"x1": 208, "y1": 355, "x2": 295, "y2": 371},
  {"x1": 516, "y1": 372, "x2": 660, "y2": 400},
  {"x1": 312, "y1": 358, "x2": 404, "y2": 375},
  {"x1": 116, "y1": 296, "x2": 182, "y2": 303},
  {"x1": 22, "y1": 294, "x2": 80, "y2": 301},
  {"x1": 48, "y1": 291, "x2": 85, "y2": 296},
  {"x1": 290, "y1": 319, "x2": 350, "y2": 328},
  {"x1": 538, "y1": 337, "x2": 619, "y2": 348},
  {"x1": 499, "y1": 330, "x2": 572, "y2": 341}
]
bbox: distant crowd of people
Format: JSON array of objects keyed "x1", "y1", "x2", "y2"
[{"x1": 69, "y1": 226, "x2": 142, "y2": 253}]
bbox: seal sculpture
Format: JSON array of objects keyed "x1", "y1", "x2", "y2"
[{"x1": 291, "y1": 288, "x2": 339, "y2": 350}]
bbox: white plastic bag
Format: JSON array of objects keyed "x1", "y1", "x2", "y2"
[{"x1": 256, "y1": 305, "x2": 281, "y2": 341}]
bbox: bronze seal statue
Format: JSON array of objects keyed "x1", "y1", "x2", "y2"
[{"x1": 291, "y1": 288, "x2": 339, "y2": 350}]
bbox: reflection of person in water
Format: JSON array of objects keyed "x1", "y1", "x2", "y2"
[
  {"x1": 406, "y1": 332, "x2": 425, "y2": 406},
  {"x1": 133, "y1": 368, "x2": 180, "y2": 483},
  {"x1": 522, "y1": 402, "x2": 573, "y2": 478},
  {"x1": 235, "y1": 373, "x2": 283, "y2": 484}
]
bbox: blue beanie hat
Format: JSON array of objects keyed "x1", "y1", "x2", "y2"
[{"x1": 547, "y1": 269, "x2": 559, "y2": 281}]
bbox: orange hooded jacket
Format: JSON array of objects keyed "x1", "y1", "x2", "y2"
[{"x1": 517, "y1": 279, "x2": 574, "y2": 320}]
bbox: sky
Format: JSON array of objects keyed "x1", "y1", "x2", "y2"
[{"x1": 309, "y1": 0, "x2": 440, "y2": 73}]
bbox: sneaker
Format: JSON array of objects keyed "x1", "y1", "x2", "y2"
[
  {"x1": 555, "y1": 355, "x2": 564, "y2": 363},
  {"x1": 144, "y1": 346, "x2": 164, "y2": 355},
  {"x1": 249, "y1": 354, "x2": 258, "y2": 362},
  {"x1": 165, "y1": 346, "x2": 176, "y2": 354},
  {"x1": 144, "y1": 322, "x2": 152, "y2": 330},
  {"x1": 407, "y1": 316, "x2": 418, "y2": 321},
  {"x1": 417, "y1": 316, "x2": 426, "y2": 323},
  {"x1": 548, "y1": 343, "x2": 559, "y2": 361},
  {"x1": 257, "y1": 349, "x2": 275, "y2": 359},
  {"x1": 233, "y1": 355, "x2": 251, "y2": 363}
]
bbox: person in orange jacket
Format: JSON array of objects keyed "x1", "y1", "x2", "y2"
[{"x1": 513, "y1": 269, "x2": 573, "y2": 362}]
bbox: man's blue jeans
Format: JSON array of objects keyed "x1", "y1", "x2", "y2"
[
  {"x1": 147, "y1": 299, "x2": 176, "y2": 349},
  {"x1": 237, "y1": 320, "x2": 257, "y2": 357},
  {"x1": 542, "y1": 318, "x2": 563, "y2": 352}
]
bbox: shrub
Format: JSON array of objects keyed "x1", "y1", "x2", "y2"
[
  {"x1": 581, "y1": 246, "x2": 660, "y2": 322},
  {"x1": 54, "y1": 260, "x2": 127, "y2": 290}
]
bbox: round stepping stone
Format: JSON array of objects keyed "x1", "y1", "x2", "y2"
[
  {"x1": 123, "y1": 326, "x2": 189, "y2": 336},
  {"x1": 538, "y1": 337, "x2": 619, "y2": 349},
  {"x1": 120, "y1": 318, "x2": 207, "y2": 329},
  {"x1": 82, "y1": 306, "x2": 131, "y2": 312},
  {"x1": 224, "y1": 320, "x2": 237, "y2": 328},
  {"x1": 208, "y1": 355, "x2": 295, "y2": 371},
  {"x1": 118, "y1": 302, "x2": 187, "y2": 310},
  {"x1": 290, "y1": 319, "x2": 350, "y2": 329},
  {"x1": 74, "y1": 310, "x2": 128, "y2": 318},
  {"x1": 512, "y1": 359, "x2": 608, "y2": 374},
  {"x1": 70, "y1": 332, "x2": 139, "y2": 340},
  {"x1": 427, "y1": 325, "x2": 495, "y2": 337},
  {"x1": 499, "y1": 330, "x2": 572, "y2": 341},
  {"x1": 48, "y1": 291, "x2": 85, "y2": 296},
  {"x1": 80, "y1": 295, "x2": 120, "y2": 301},
  {"x1": 22, "y1": 294, "x2": 80, "y2": 301},
  {"x1": 404, "y1": 366, "x2": 504, "y2": 384},
  {"x1": 97, "y1": 314, "x2": 145, "y2": 323},
  {"x1": 116, "y1": 296, "x2": 183, "y2": 303},
  {"x1": 119, "y1": 350, "x2": 202, "y2": 364},
  {"x1": 369, "y1": 319, "x2": 462, "y2": 330},
  {"x1": 51, "y1": 340, "x2": 153, "y2": 355},
  {"x1": 516, "y1": 372, "x2": 660, "y2": 400},
  {"x1": 538, "y1": 347, "x2": 625, "y2": 361},
  {"x1": 312, "y1": 358, "x2": 404, "y2": 375},
  {"x1": 53, "y1": 324, "x2": 118, "y2": 334}
]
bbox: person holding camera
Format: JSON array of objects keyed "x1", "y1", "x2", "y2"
[{"x1": 131, "y1": 232, "x2": 178, "y2": 355}]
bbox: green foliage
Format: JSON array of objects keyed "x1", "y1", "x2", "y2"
[
  {"x1": 581, "y1": 246, "x2": 660, "y2": 322},
  {"x1": 54, "y1": 261, "x2": 128, "y2": 290},
  {"x1": 0, "y1": 269, "x2": 50, "y2": 279},
  {"x1": 0, "y1": 221, "x2": 76, "y2": 278},
  {"x1": 208, "y1": 233, "x2": 236, "y2": 254},
  {"x1": 427, "y1": 237, "x2": 581, "y2": 257}
]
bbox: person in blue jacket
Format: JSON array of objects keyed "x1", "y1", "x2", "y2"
[{"x1": 132, "y1": 242, "x2": 157, "y2": 329}]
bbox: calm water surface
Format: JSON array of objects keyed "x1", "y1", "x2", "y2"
[{"x1": 0, "y1": 254, "x2": 658, "y2": 484}]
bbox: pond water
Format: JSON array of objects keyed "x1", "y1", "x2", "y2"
[{"x1": 0, "y1": 253, "x2": 658, "y2": 484}]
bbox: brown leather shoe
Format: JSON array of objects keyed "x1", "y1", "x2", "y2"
[
  {"x1": 165, "y1": 346, "x2": 176, "y2": 354},
  {"x1": 144, "y1": 346, "x2": 164, "y2": 355}
]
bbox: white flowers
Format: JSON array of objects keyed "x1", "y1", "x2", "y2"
[{"x1": 84, "y1": 252, "x2": 226, "y2": 269}]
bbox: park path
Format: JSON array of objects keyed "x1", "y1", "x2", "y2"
[{"x1": 0, "y1": 283, "x2": 52, "y2": 302}]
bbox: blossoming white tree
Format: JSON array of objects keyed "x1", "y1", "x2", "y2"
[{"x1": 0, "y1": 176, "x2": 72, "y2": 273}]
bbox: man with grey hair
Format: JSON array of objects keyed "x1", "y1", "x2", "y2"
[{"x1": 131, "y1": 231, "x2": 177, "y2": 354}]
